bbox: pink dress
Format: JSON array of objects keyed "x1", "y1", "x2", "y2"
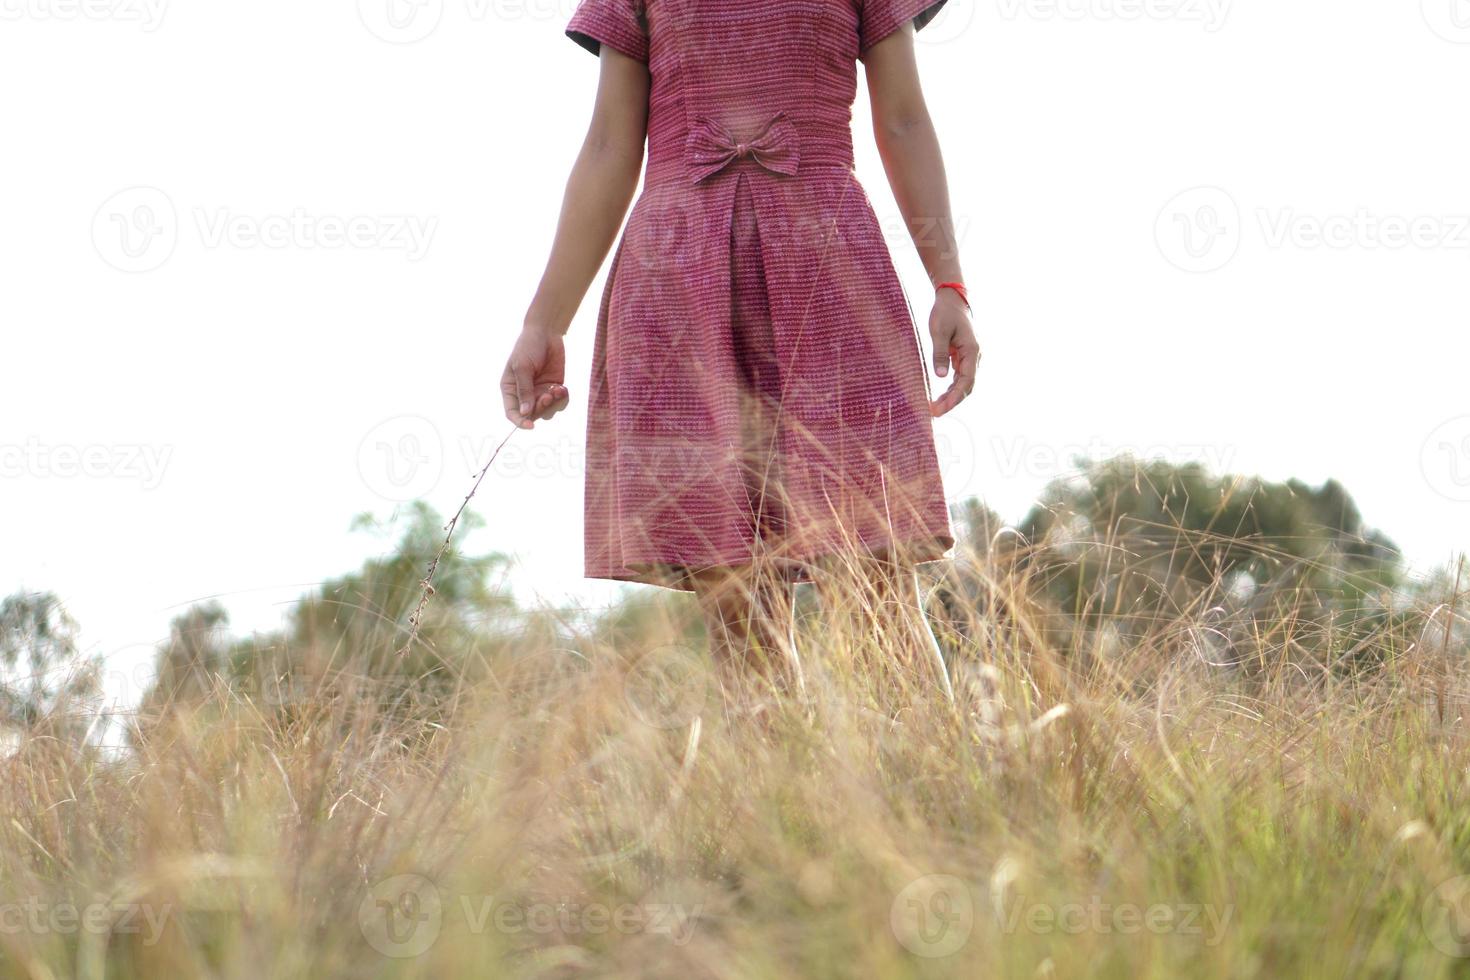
[{"x1": 567, "y1": 0, "x2": 956, "y2": 589}]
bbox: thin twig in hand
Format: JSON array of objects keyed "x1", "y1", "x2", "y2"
[{"x1": 398, "y1": 424, "x2": 520, "y2": 658}]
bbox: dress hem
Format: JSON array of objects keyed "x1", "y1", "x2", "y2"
[{"x1": 585, "y1": 531, "x2": 957, "y2": 592}]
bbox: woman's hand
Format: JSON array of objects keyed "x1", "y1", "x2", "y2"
[
  {"x1": 501, "y1": 326, "x2": 569, "y2": 429},
  {"x1": 508, "y1": 47, "x2": 648, "y2": 431},
  {"x1": 928, "y1": 291, "x2": 979, "y2": 417},
  {"x1": 864, "y1": 30, "x2": 977, "y2": 418}
]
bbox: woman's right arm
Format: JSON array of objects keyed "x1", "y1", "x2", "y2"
[{"x1": 501, "y1": 48, "x2": 649, "y2": 429}]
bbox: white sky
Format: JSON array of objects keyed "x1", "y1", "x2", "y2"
[{"x1": 2, "y1": 0, "x2": 1469, "y2": 707}]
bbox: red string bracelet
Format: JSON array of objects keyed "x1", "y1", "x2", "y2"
[{"x1": 935, "y1": 281, "x2": 970, "y2": 310}]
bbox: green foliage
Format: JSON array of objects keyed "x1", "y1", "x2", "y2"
[
  {"x1": 136, "y1": 601, "x2": 232, "y2": 724},
  {"x1": 0, "y1": 590, "x2": 100, "y2": 740},
  {"x1": 278, "y1": 503, "x2": 514, "y2": 669},
  {"x1": 139, "y1": 503, "x2": 516, "y2": 731},
  {"x1": 955, "y1": 456, "x2": 1408, "y2": 670}
]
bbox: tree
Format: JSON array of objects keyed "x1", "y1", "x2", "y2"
[
  {"x1": 957, "y1": 456, "x2": 1404, "y2": 669},
  {"x1": 137, "y1": 504, "x2": 517, "y2": 732},
  {"x1": 0, "y1": 591, "x2": 101, "y2": 742},
  {"x1": 136, "y1": 601, "x2": 232, "y2": 724}
]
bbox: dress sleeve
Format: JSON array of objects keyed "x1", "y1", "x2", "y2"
[
  {"x1": 566, "y1": 0, "x2": 649, "y2": 63},
  {"x1": 859, "y1": 0, "x2": 950, "y2": 56}
]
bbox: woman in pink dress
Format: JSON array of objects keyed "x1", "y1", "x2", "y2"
[{"x1": 501, "y1": 0, "x2": 979, "y2": 699}]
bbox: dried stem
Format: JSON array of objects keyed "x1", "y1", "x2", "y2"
[{"x1": 397, "y1": 423, "x2": 520, "y2": 657}]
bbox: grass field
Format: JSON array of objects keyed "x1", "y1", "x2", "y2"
[{"x1": 2, "y1": 533, "x2": 1468, "y2": 979}]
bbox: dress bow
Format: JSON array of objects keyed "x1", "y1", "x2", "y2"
[{"x1": 685, "y1": 111, "x2": 801, "y2": 184}]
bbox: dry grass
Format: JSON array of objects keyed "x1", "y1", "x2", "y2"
[{"x1": 2, "y1": 537, "x2": 1469, "y2": 979}]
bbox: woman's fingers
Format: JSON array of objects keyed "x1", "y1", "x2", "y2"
[
  {"x1": 509, "y1": 384, "x2": 571, "y2": 430},
  {"x1": 930, "y1": 314, "x2": 954, "y2": 378},
  {"x1": 533, "y1": 384, "x2": 571, "y2": 421},
  {"x1": 501, "y1": 362, "x2": 540, "y2": 429},
  {"x1": 513, "y1": 361, "x2": 536, "y2": 419},
  {"x1": 930, "y1": 341, "x2": 978, "y2": 417},
  {"x1": 932, "y1": 329, "x2": 952, "y2": 378},
  {"x1": 501, "y1": 366, "x2": 527, "y2": 426}
]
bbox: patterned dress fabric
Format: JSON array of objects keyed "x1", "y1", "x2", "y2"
[{"x1": 568, "y1": 0, "x2": 955, "y2": 589}]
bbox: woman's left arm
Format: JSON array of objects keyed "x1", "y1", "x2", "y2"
[{"x1": 865, "y1": 25, "x2": 980, "y2": 417}]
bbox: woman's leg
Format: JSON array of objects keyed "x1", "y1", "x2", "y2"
[
  {"x1": 876, "y1": 561, "x2": 955, "y2": 703},
  {"x1": 689, "y1": 562, "x2": 803, "y2": 708},
  {"x1": 814, "y1": 554, "x2": 954, "y2": 703}
]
